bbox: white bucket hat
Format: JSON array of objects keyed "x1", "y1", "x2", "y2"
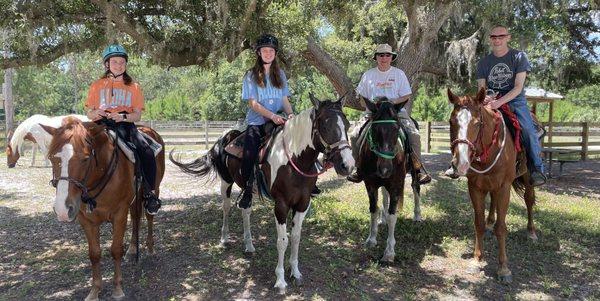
[{"x1": 372, "y1": 43, "x2": 397, "y2": 61}]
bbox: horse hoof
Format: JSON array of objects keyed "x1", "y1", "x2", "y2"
[
  {"x1": 498, "y1": 273, "x2": 513, "y2": 284},
  {"x1": 244, "y1": 245, "x2": 256, "y2": 253},
  {"x1": 292, "y1": 276, "x2": 304, "y2": 287},
  {"x1": 381, "y1": 254, "x2": 395, "y2": 263},
  {"x1": 528, "y1": 233, "x2": 539, "y2": 241},
  {"x1": 274, "y1": 283, "x2": 287, "y2": 294},
  {"x1": 112, "y1": 289, "x2": 125, "y2": 299},
  {"x1": 413, "y1": 216, "x2": 423, "y2": 222},
  {"x1": 364, "y1": 239, "x2": 377, "y2": 248}
]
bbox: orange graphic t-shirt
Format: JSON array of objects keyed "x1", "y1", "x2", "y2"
[{"x1": 85, "y1": 78, "x2": 144, "y2": 113}]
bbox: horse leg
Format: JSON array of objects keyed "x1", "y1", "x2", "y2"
[
  {"x1": 469, "y1": 187, "x2": 487, "y2": 262},
  {"x1": 81, "y1": 223, "x2": 102, "y2": 301},
  {"x1": 145, "y1": 213, "x2": 155, "y2": 254},
  {"x1": 289, "y1": 205, "x2": 309, "y2": 286},
  {"x1": 485, "y1": 196, "x2": 496, "y2": 237},
  {"x1": 524, "y1": 180, "x2": 538, "y2": 241},
  {"x1": 274, "y1": 203, "x2": 290, "y2": 294},
  {"x1": 491, "y1": 184, "x2": 512, "y2": 283},
  {"x1": 110, "y1": 213, "x2": 128, "y2": 299},
  {"x1": 379, "y1": 187, "x2": 389, "y2": 226},
  {"x1": 382, "y1": 188, "x2": 401, "y2": 263},
  {"x1": 365, "y1": 186, "x2": 379, "y2": 247},
  {"x1": 30, "y1": 143, "x2": 37, "y2": 167},
  {"x1": 242, "y1": 207, "x2": 255, "y2": 253},
  {"x1": 220, "y1": 180, "x2": 233, "y2": 246},
  {"x1": 411, "y1": 178, "x2": 422, "y2": 222}
]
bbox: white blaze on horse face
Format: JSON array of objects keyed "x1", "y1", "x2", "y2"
[
  {"x1": 336, "y1": 115, "x2": 355, "y2": 171},
  {"x1": 54, "y1": 143, "x2": 74, "y2": 222},
  {"x1": 456, "y1": 108, "x2": 472, "y2": 175}
]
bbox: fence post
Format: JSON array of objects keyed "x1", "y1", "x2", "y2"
[
  {"x1": 204, "y1": 119, "x2": 209, "y2": 150},
  {"x1": 425, "y1": 121, "x2": 431, "y2": 153},
  {"x1": 581, "y1": 122, "x2": 589, "y2": 161}
]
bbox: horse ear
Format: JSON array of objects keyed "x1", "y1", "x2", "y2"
[
  {"x1": 364, "y1": 99, "x2": 377, "y2": 113},
  {"x1": 309, "y1": 93, "x2": 321, "y2": 110},
  {"x1": 39, "y1": 124, "x2": 58, "y2": 136},
  {"x1": 447, "y1": 88, "x2": 460, "y2": 104},
  {"x1": 393, "y1": 102, "x2": 405, "y2": 113},
  {"x1": 475, "y1": 87, "x2": 486, "y2": 104}
]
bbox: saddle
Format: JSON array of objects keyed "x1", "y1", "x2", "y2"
[
  {"x1": 498, "y1": 105, "x2": 545, "y2": 177},
  {"x1": 107, "y1": 129, "x2": 162, "y2": 163},
  {"x1": 223, "y1": 121, "x2": 284, "y2": 163}
]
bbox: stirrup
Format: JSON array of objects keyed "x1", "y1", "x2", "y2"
[{"x1": 143, "y1": 192, "x2": 162, "y2": 215}]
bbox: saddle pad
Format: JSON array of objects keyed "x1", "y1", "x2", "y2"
[
  {"x1": 223, "y1": 125, "x2": 282, "y2": 162},
  {"x1": 108, "y1": 130, "x2": 163, "y2": 163}
]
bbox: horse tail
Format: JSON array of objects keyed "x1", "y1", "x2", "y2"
[
  {"x1": 511, "y1": 175, "x2": 526, "y2": 199},
  {"x1": 169, "y1": 130, "x2": 239, "y2": 184}
]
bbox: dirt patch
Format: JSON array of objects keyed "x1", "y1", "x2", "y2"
[{"x1": 0, "y1": 153, "x2": 598, "y2": 300}]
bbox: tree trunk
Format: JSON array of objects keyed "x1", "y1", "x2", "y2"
[{"x1": 3, "y1": 68, "x2": 14, "y2": 136}]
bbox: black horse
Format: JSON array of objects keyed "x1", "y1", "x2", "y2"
[
  {"x1": 358, "y1": 98, "x2": 422, "y2": 262},
  {"x1": 170, "y1": 95, "x2": 355, "y2": 292}
]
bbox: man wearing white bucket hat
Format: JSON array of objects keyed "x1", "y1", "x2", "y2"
[{"x1": 347, "y1": 43, "x2": 431, "y2": 184}]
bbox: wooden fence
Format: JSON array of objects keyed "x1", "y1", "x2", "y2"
[{"x1": 2, "y1": 120, "x2": 599, "y2": 159}]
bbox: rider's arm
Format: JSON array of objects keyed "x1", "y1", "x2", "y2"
[
  {"x1": 493, "y1": 71, "x2": 526, "y2": 108},
  {"x1": 248, "y1": 99, "x2": 285, "y2": 124},
  {"x1": 282, "y1": 95, "x2": 294, "y2": 118}
]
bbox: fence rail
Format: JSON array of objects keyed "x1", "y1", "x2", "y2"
[{"x1": 2, "y1": 120, "x2": 600, "y2": 159}]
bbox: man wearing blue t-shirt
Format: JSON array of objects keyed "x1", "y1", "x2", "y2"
[{"x1": 462, "y1": 25, "x2": 545, "y2": 186}]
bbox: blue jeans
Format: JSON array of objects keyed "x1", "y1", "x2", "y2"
[{"x1": 507, "y1": 98, "x2": 544, "y2": 173}]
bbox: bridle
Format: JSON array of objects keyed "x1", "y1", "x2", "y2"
[
  {"x1": 282, "y1": 107, "x2": 351, "y2": 177},
  {"x1": 450, "y1": 105, "x2": 506, "y2": 174},
  {"x1": 50, "y1": 129, "x2": 120, "y2": 213},
  {"x1": 366, "y1": 119, "x2": 402, "y2": 160}
]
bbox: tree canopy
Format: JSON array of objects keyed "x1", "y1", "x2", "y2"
[{"x1": 2, "y1": 0, "x2": 599, "y2": 116}]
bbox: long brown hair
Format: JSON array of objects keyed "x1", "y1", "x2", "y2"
[
  {"x1": 101, "y1": 70, "x2": 133, "y2": 85},
  {"x1": 251, "y1": 56, "x2": 283, "y2": 89}
]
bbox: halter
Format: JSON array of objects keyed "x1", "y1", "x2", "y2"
[
  {"x1": 450, "y1": 105, "x2": 506, "y2": 174},
  {"x1": 366, "y1": 119, "x2": 401, "y2": 159},
  {"x1": 282, "y1": 107, "x2": 351, "y2": 177},
  {"x1": 50, "y1": 130, "x2": 120, "y2": 213}
]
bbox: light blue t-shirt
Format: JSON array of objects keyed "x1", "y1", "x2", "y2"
[{"x1": 241, "y1": 70, "x2": 290, "y2": 125}]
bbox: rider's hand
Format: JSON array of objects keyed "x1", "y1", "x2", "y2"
[
  {"x1": 107, "y1": 112, "x2": 126, "y2": 122},
  {"x1": 484, "y1": 95, "x2": 496, "y2": 104},
  {"x1": 271, "y1": 113, "x2": 285, "y2": 125},
  {"x1": 90, "y1": 109, "x2": 107, "y2": 121}
]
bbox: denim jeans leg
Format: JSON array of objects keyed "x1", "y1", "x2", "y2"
[{"x1": 508, "y1": 100, "x2": 544, "y2": 173}]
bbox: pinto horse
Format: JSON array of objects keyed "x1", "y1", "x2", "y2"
[
  {"x1": 41, "y1": 117, "x2": 165, "y2": 301},
  {"x1": 170, "y1": 95, "x2": 355, "y2": 293},
  {"x1": 447, "y1": 88, "x2": 538, "y2": 283},
  {"x1": 358, "y1": 98, "x2": 422, "y2": 262},
  {"x1": 6, "y1": 114, "x2": 89, "y2": 167}
]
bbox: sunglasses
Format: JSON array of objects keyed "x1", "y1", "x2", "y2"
[
  {"x1": 377, "y1": 53, "x2": 393, "y2": 57},
  {"x1": 489, "y1": 34, "x2": 509, "y2": 39}
]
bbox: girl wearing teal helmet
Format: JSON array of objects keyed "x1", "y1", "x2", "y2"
[{"x1": 85, "y1": 44, "x2": 162, "y2": 215}]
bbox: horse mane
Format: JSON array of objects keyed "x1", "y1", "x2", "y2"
[
  {"x1": 10, "y1": 114, "x2": 50, "y2": 154},
  {"x1": 280, "y1": 108, "x2": 315, "y2": 157},
  {"x1": 47, "y1": 117, "x2": 90, "y2": 157}
]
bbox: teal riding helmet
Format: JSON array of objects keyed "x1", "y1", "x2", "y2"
[{"x1": 102, "y1": 44, "x2": 128, "y2": 62}]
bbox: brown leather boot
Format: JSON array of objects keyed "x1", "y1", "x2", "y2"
[{"x1": 411, "y1": 153, "x2": 431, "y2": 184}]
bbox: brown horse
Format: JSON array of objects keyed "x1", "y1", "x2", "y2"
[
  {"x1": 41, "y1": 117, "x2": 165, "y2": 301},
  {"x1": 170, "y1": 95, "x2": 354, "y2": 293},
  {"x1": 447, "y1": 88, "x2": 537, "y2": 283}
]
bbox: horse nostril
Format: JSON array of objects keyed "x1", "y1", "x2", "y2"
[{"x1": 67, "y1": 205, "x2": 75, "y2": 218}]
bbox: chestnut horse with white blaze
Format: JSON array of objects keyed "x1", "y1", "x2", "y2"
[
  {"x1": 41, "y1": 117, "x2": 165, "y2": 301},
  {"x1": 447, "y1": 88, "x2": 538, "y2": 283},
  {"x1": 170, "y1": 95, "x2": 354, "y2": 293}
]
